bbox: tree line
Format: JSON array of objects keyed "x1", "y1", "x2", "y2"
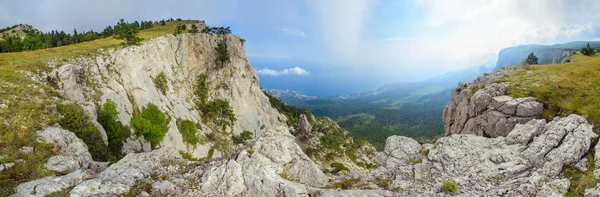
[{"x1": 0, "y1": 18, "x2": 185, "y2": 53}]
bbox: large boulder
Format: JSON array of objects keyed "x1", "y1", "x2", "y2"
[{"x1": 36, "y1": 126, "x2": 108, "y2": 174}]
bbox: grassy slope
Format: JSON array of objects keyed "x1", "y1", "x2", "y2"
[
  {"x1": 504, "y1": 54, "x2": 600, "y2": 133},
  {"x1": 0, "y1": 20, "x2": 196, "y2": 195}
]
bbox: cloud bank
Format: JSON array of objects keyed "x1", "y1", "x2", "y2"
[{"x1": 256, "y1": 67, "x2": 310, "y2": 76}]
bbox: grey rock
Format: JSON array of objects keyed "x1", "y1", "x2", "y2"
[
  {"x1": 70, "y1": 148, "x2": 183, "y2": 196},
  {"x1": 505, "y1": 119, "x2": 546, "y2": 145},
  {"x1": 0, "y1": 163, "x2": 14, "y2": 172},
  {"x1": 374, "y1": 136, "x2": 421, "y2": 170},
  {"x1": 536, "y1": 179, "x2": 570, "y2": 197},
  {"x1": 152, "y1": 180, "x2": 178, "y2": 195},
  {"x1": 36, "y1": 126, "x2": 107, "y2": 174},
  {"x1": 19, "y1": 146, "x2": 34, "y2": 155},
  {"x1": 586, "y1": 186, "x2": 600, "y2": 197},
  {"x1": 516, "y1": 100, "x2": 544, "y2": 117},
  {"x1": 12, "y1": 170, "x2": 91, "y2": 197},
  {"x1": 443, "y1": 70, "x2": 543, "y2": 137},
  {"x1": 377, "y1": 114, "x2": 595, "y2": 196}
]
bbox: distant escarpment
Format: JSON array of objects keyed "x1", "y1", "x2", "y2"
[{"x1": 495, "y1": 41, "x2": 600, "y2": 69}]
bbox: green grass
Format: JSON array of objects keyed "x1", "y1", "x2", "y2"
[
  {"x1": 503, "y1": 54, "x2": 600, "y2": 133},
  {"x1": 177, "y1": 119, "x2": 201, "y2": 146},
  {"x1": 563, "y1": 154, "x2": 599, "y2": 197},
  {"x1": 441, "y1": 180, "x2": 459, "y2": 193},
  {"x1": 0, "y1": 20, "x2": 197, "y2": 195}
]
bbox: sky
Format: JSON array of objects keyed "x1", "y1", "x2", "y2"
[{"x1": 1, "y1": 0, "x2": 600, "y2": 96}]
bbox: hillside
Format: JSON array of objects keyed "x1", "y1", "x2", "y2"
[
  {"x1": 503, "y1": 53, "x2": 600, "y2": 133},
  {"x1": 0, "y1": 24, "x2": 38, "y2": 39}
]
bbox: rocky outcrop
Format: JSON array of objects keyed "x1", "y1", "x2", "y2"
[
  {"x1": 45, "y1": 31, "x2": 286, "y2": 159},
  {"x1": 443, "y1": 71, "x2": 543, "y2": 137},
  {"x1": 374, "y1": 114, "x2": 596, "y2": 196},
  {"x1": 11, "y1": 126, "x2": 107, "y2": 197},
  {"x1": 37, "y1": 126, "x2": 108, "y2": 174},
  {"x1": 63, "y1": 128, "x2": 332, "y2": 196}
]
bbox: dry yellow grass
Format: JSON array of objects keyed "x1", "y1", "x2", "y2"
[{"x1": 504, "y1": 54, "x2": 600, "y2": 133}]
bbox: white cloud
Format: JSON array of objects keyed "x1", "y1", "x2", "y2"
[
  {"x1": 281, "y1": 28, "x2": 306, "y2": 37},
  {"x1": 256, "y1": 66, "x2": 310, "y2": 76},
  {"x1": 307, "y1": 0, "x2": 600, "y2": 80},
  {"x1": 377, "y1": 37, "x2": 417, "y2": 42}
]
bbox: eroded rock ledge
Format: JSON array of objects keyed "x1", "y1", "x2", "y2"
[{"x1": 443, "y1": 71, "x2": 544, "y2": 137}]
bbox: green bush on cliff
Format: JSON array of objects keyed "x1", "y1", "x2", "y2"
[
  {"x1": 233, "y1": 130, "x2": 253, "y2": 144},
  {"x1": 214, "y1": 38, "x2": 230, "y2": 69},
  {"x1": 177, "y1": 119, "x2": 200, "y2": 146},
  {"x1": 194, "y1": 73, "x2": 209, "y2": 106},
  {"x1": 57, "y1": 103, "x2": 109, "y2": 161},
  {"x1": 98, "y1": 99, "x2": 130, "y2": 162},
  {"x1": 330, "y1": 162, "x2": 349, "y2": 174},
  {"x1": 131, "y1": 103, "x2": 167, "y2": 148},
  {"x1": 200, "y1": 99, "x2": 236, "y2": 129},
  {"x1": 152, "y1": 72, "x2": 168, "y2": 95}
]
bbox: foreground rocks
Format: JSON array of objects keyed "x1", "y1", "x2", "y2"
[
  {"x1": 12, "y1": 126, "x2": 107, "y2": 197},
  {"x1": 374, "y1": 114, "x2": 596, "y2": 196}
]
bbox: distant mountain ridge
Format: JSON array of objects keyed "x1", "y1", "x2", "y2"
[{"x1": 495, "y1": 41, "x2": 600, "y2": 69}]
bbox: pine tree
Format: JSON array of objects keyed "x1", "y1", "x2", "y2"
[
  {"x1": 214, "y1": 38, "x2": 230, "y2": 68},
  {"x1": 73, "y1": 29, "x2": 79, "y2": 43},
  {"x1": 581, "y1": 43, "x2": 596, "y2": 56},
  {"x1": 524, "y1": 52, "x2": 538, "y2": 65},
  {"x1": 189, "y1": 24, "x2": 199, "y2": 33},
  {"x1": 114, "y1": 19, "x2": 142, "y2": 45}
]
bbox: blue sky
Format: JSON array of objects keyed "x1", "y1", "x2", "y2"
[{"x1": 2, "y1": 0, "x2": 600, "y2": 96}]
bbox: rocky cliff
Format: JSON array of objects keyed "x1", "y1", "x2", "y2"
[
  {"x1": 45, "y1": 32, "x2": 285, "y2": 158},
  {"x1": 7, "y1": 22, "x2": 600, "y2": 196},
  {"x1": 8, "y1": 25, "x2": 379, "y2": 196}
]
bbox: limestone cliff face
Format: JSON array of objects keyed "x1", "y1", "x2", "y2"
[{"x1": 47, "y1": 33, "x2": 285, "y2": 157}]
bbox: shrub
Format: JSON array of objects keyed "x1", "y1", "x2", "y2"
[
  {"x1": 330, "y1": 162, "x2": 349, "y2": 174},
  {"x1": 233, "y1": 130, "x2": 253, "y2": 144},
  {"x1": 441, "y1": 180, "x2": 459, "y2": 193},
  {"x1": 123, "y1": 180, "x2": 152, "y2": 197},
  {"x1": 177, "y1": 119, "x2": 200, "y2": 146},
  {"x1": 153, "y1": 72, "x2": 168, "y2": 95},
  {"x1": 201, "y1": 99, "x2": 236, "y2": 128},
  {"x1": 304, "y1": 148, "x2": 319, "y2": 157},
  {"x1": 98, "y1": 99, "x2": 130, "y2": 162},
  {"x1": 582, "y1": 43, "x2": 596, "y2": 56},
  {"x1": 194, "y1": 73, "x2": 209, "y2": 106},
  {"x1": 524, "y1": 52, "x2": 539, "y2": 65},
  {"x1": 214, "y1": 38, "x2": 230, "y2": 69},
  {"x1": 189, "y1": 24, "x2": 199, "y2": 33},
  {"x1": 326, "y1": 178, "x2": 361, "y2": 189},
  {"x1": 58, "y1": 103, "x2": 109, "y2": 161},
  {"x1": 114, "y1": 19, "x2": 142, "y2": 45},
  {"x1": 131, "y1": 103, "x2": 167, "y2": 148},
  {"x1": 320, "y1": 133, "x2": 344, "y2": 152}
]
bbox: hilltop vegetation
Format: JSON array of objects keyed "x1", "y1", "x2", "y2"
[
  {"x1": 503, "y1": 53, "x2": 600, "y2": 133},
  {"x1": 0, "y1": 19, "x2": 201, "y2": 195}
]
